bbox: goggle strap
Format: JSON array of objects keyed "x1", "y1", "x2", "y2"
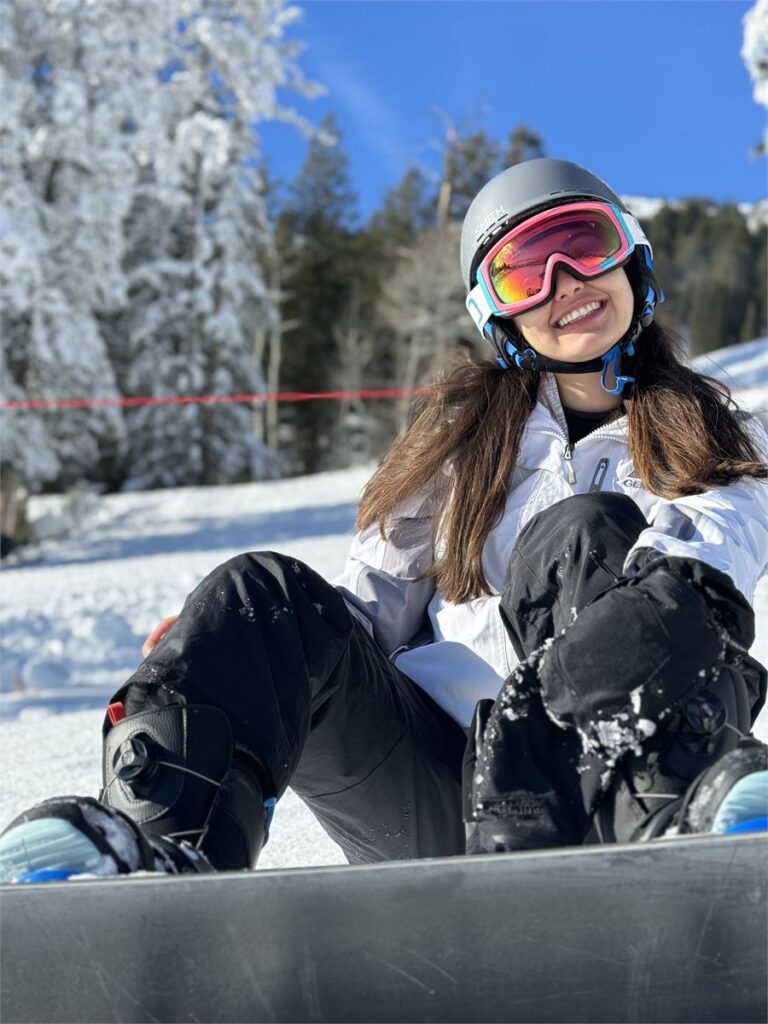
[
  {"x1": 623, "y1": 212, "x2": 652, "y2": 255},
  {"x1": 466, "y1": 283, "x2": 496, "y2": 334}
]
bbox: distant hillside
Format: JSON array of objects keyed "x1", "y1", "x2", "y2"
[{"x1": 622, "y1": 196, "x2": 768, "y2": 234}]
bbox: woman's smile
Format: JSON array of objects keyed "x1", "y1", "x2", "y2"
[{"x1": 552, "y1": 298, "x2": 607, "y2": 330}]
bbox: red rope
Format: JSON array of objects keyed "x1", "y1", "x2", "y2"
[
  {"x1": 1, "y1": 384, "x2": 762, "y2": 412},
  {"x1": 0, "y1": 387, "x2": 432, "y2": 412}
]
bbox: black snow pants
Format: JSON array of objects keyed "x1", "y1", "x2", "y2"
[
  {"x1": 103, "y1": 494, "x2": 762, "y2": 866},
  {"x1": 106, "y1": 552, "x2": 468, "y2": 865}
]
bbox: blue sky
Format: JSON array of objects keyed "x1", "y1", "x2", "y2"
[{"x1": 259, "y1": 0, "x2": 766, "y2": 220}]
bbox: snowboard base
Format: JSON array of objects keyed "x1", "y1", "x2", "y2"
[{"x1": 1, "y1": 832, "x2": 766, "y2": 1023}]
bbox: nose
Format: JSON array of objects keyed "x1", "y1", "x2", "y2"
[{"x1": 554, "y1": 269, "x2": 583, "y2": 301}]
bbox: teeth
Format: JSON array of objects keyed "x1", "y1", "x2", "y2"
[{"x1": 556, "y1": 301, "x2": 602, "y2": 328}]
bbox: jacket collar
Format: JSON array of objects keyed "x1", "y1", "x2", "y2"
[{"x1": 534, "y1": 373, "x2": 629, "y2": 443}]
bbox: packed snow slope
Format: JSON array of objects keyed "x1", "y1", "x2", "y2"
[
  {"x1": 1, "y1": 467, "x2": 374, "y2": 868},
  {"x1": 3, "y1": 387, "x2": 768, "y2": 867},
  {"x1": 694, "y1": 337, "x2": 768, "y2": 394}
]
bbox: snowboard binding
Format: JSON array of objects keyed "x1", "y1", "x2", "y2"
[
  {"x1": 0, "y1": 795, "x2": 213, "y2": 883},
  {"x1": 0, "y1": 698, "x2": 275, "y2": 884},
  {"x1": 101, "y1": 699, "x2": 271, "y2": 871},
  {"x1": 632, "y1": 737, "x2": 768, "y2": 841}
]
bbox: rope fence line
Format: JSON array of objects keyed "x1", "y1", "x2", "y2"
[
  {"x1": 1, "y1": 385, "x2": 763, "y2": 413},
  {"x1": 0, "y1": 387, "x2": 432, "y2": 412}
]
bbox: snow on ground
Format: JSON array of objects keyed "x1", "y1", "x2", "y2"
[
  {"x1": 2, "y1": 451, "x2": 768, "y2": 869},
  {"x1": 693, "y1": 337, "x2": 768, "y2": 417},
  {"x1": 694, "y1": 337, "x2": 768, "y2": 388},
  {"x1": 1, "y1": 467, "x2": 373, "y2": 868}
]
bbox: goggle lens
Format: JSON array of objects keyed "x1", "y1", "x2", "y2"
[{"x1": 488, "y1": 210, "x2": 624, "y2": 305}]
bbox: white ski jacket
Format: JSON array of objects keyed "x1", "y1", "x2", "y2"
[{"x1": 333, "y1": 375, "x2": 768, "y2": 727}]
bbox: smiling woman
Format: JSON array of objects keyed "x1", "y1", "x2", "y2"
[
  {"x1": 357, "y1": 157, "x2": 768, "y2": 849},
  {"x1": 1, "y1": 159, "x2": 767, "y2": 884}
]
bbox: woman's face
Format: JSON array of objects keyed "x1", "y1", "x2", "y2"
[{"x1": 511, "y1": 266, "x2": 634, "y2": 362}]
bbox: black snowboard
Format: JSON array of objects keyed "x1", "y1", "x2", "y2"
[{"x1": 1, "y1": 832, "x2": 766, "y2": 1023}]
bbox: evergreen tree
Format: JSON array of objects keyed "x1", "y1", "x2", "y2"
[
  {"x1": 448, "y1": 130, "x2": 501, "y2": 222},
  {"x1": 688, "y1": 282, "x2": 730, "y2": 358},
  {"x1": 739, "y1": 299, "x2": 760, "y2": 343},
  {"x1": 369, "y1": 166, "x2": 435, "y2": 257},
  {"x1": 1, "y1": 0, "x2": 315, "y2": 499},
  {"x1": 435, "y1": 126, "x2": 500, "y2": 226},
  {"x1": 742, "y1": 0, "x2": 768, "y2": 156},
  {"x1": 0, "y1": 0, "x2": 173, "y2": 490},
  {"x1": 503, "y1": 123, "x2": 545, "y2": 166},
  {"x1": 643, "y1": 200, "x2": 766, "y2": 354},
  {"x1": 276, "y1": 114, "x2": 359, "y2": 473},
  {"x1": 747, "y1": 233, "x2": 767, "y2": 338}
]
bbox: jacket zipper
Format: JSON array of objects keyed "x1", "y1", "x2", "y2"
[
  {"x1": 562, "y1": 443, "x2": 577, "y2": 484},
  {"x1": 589, "y1": 457, "x2": 609, "y2": 492},
  {"x1": 537, "y1": 418, "x2": 626, "y2": 490},
  {"x1": 538, "y1": 422, "x2": 627, "y2": 481}
]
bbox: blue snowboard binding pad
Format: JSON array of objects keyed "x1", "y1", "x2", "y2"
[
  {"x1": 0, "y1": 816, "x2": 110, "y2": 884},
  {"x1": 712, "y1": 770, "x2": 768, "y2": 835}
]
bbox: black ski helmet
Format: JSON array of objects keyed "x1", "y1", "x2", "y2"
[{"x1": 461, "y1": 158, "x2": 663, "y2": 392}]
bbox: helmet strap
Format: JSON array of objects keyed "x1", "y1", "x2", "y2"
[{"x1": 494, "y1": 310, "x2": 644, "y2": 395}]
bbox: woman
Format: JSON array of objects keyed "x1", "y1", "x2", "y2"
[{"x1": 1, "y1": 159, "x2": 766, "y2": 881}]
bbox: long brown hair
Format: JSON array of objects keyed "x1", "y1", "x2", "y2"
[{"x1": 357, "y1": 323, "x2": 767, "y2": 604}]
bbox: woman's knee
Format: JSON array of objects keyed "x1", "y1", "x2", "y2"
[{"x1": 522, "y1": 492, "x2": 647, "y2": 540}]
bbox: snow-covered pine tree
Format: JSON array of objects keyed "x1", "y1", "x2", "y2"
[
  {"x1": 121, "y1": 0, "x2": 315, "y2": 488},
  {"x1": 0, "y1": 34, "x2": 57, "y2": 496},
  {"x1": 742, "y1": 0, "x2": 768, "y2": 157},
  {"x1": 0, "y1": 0, "x2": 173, "y2": 490}
]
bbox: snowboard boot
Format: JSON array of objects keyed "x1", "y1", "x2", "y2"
[
  {"x1": 100, "y1": 698, "x2": 273, "y2": 871},
  {"x1": 595, "y1": 667, "x2": 765, "y2": 843},
  {"x1": 0, "y1": 796, "x2": 213, "y2": 883}
]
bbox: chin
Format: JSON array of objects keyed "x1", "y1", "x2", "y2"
[{"x1": 555, "y1": 337, "x2": 611, "y2": 361}]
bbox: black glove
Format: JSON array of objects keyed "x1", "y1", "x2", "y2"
[
  {"x1": 464, "y1": 656, "x2": 590, "y2": 853},
  {"x1": 465, "y1": 556, "x2": 763, "y2": 851},
  {"x1": 537, "y1": 556, "x2": 756, "y2": 763}
]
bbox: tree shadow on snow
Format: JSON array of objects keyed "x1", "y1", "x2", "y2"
[{"x1": 10, "y1": 500, "x2": 359, "y2": 570}]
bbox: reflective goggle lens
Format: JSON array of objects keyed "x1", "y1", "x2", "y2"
[{"x1": 488, "y1": 210, "x2": 624, "y2": 306}]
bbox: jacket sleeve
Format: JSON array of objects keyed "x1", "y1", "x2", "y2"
[
  {"x1": 624, "y1": 416, "x2": 768, "y2": 602},
  {"x1": 332, "y1": 492, "x2": 437, "y2": 656}
]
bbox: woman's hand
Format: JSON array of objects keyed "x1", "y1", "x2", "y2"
[{"x1": 142, "y1": 615, "x2": 178, "y2": 657}]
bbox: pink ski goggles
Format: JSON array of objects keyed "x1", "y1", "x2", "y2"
[{"x1": 466, "y1": 201, "x2": 650, "y2": 336}]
